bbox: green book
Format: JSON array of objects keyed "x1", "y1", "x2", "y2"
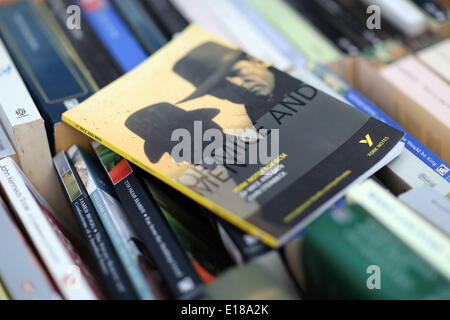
[
  {"x1": 246, "y1": 0, "x2": 342, "y2": 64},
  {"x1": 285, "y1": 204, "x2": 450, "y2": 299}
]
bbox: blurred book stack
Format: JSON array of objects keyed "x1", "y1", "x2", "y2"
[{"x1": 0, "y1": 0, "x2": 447, "y2": 300}]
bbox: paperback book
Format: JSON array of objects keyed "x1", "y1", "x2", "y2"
[
  {"x1": 0, "y1": 0, "x2": 96, "y2": 152},
  {"x1": 92, "y1": 141, "x2": 203, "y2": 298},
  {"x1": 399, "y1": 185, "x2": 450, "y2": 236},
  {"x1": 142, "y1": 0, "x2": 189, "y2": 37},
  {"x1": 0, "y1": 197, "x2": 61, "y2": 300},
  {"x1": 44, "y1": 0, "x2": 123, "y2": 88},
  {"x1": 77, "y1": 0, "x2": 147, "y2": 73},
  {"x1": 295, "y1": 61, "x2": 450, "y2": 197},
  {"x1": 285, "y1": 203, "x2": 450, "y2": 299},
  {"x1": 347, "y1": 179, "x2": 450, "y2": 279},
  {"x1": 0, "y1": 35, "x2": 78, "y2": 239},
  {"x1": 63, "y1": 25, "x2": 404, "y2": 247},
  {"x1": 53, "y1": 151, "x2": 137, "y2": 300},
  {"x1": 0, "y1": 157, "x2": 100, "y2": 300},
  {"x1": 68, "y1": 145, "x2": 156, "y2": 300},
  {"x1": 110, "y1": 0, "x2": 167, "y2": 55}
]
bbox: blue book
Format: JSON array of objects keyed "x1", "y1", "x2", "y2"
[
  {"x1": 302, "y1": 62, "x2": 450, "y2": 193},
  {"x1": 0, "y1": 0, "x2": 96, "y2": 150},
  {"x1": 111, "y1": 0, "x2": 168, "y2": 54},
  {"x1": 78, "y1": 0, "x2": 148, "y2": 72}
]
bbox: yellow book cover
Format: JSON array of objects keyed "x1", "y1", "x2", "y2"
[
  {"x1": 63, "y1": 25, "x2": 404, "y2": 247},
  {"x1": 0, "y1": 281, "x2": 9, "y2": 300}
]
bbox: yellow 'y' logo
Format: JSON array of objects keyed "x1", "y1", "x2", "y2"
[{"x1": 360, "y1": 134, "x2": 373, "y2": 147}]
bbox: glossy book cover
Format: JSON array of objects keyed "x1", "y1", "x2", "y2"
[{"x1": 63, "y1": 25, "x2": 404, "y2": 247}]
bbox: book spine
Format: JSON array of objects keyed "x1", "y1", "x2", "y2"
[
  {"x1": 297, "y1": 0, "x2": 372, "y2": 50},
  {"x1": 245, "y1": 0, "x2": 342, "y2": 64},
  {"x1": 217, "y1": 220, "x2": 271, "y2": 265},
  {"x1": 0, "y1": 0, "x2": 96, "y2": 150},
  {"x1": 53, "y1": 152, "x2": 137, "y2": 300},
  {"x1": 196, "y1": 0, "x2": 292, "y2": 71},
  {"x1": 300, "y1": 204, "x2": 450, "y2": 299},
  {"x1": 379, "y1": 56, "x2": 450, "y2": 162},
  {"x1": 302, "y1": 62, "x2": 450, "y2": 186},
  {"x1": 92, "y1": 142, "x2": 203, "y2": 298},
  {"x1": 170, "y1": 0, "x2": 237, "y2": 44},
  {"x1": 78, "y1": 0, "x2": 147, "y2": 73},
  {"x1": 142, "y1": 0, "x2": 188, "y2": 37},
  {"x1": 43, "y1": 0, "x2": 123, "y2": 88},
  {"x1": 0, "y1": 157, "x2": 98, "y2": 300},
  {"x1": 0, "y1": 198, "x2": 61, "y2": 300},
  {"x1": 68, "y1": 145, "x2": 155, "y2": 300},
  {"x1": 110, "y1": 0, "x2": 167, "y2": 55},
  {"x1": 417, "y1": 39, "x2": 450, "y2": 83},
  {"x1": 229, "y1": 0, "x2": 306, "y2": 67},
  {"x1": 347, "y1": 179, "x2": 450, "y2": 280},
  {"x1": 399, "y1": 185, "x2": 450, "y2": 236},
  {"x1": 412, "y1": 0, "x2": 448, "y2": 22},
  {"x1": 285, "y1": 0, "x2": 361, "y2": 55},
  {"x1": 0, "y1": 38, "x2": 42, "y2": 130}
]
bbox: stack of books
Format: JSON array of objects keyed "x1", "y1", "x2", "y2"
[{"x1": 0, "y1": 0, "x2": 448, "y2": 300}]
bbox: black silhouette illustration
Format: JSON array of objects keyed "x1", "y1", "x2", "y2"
[
  {"x1": 174, "y1": 42, "x2": 300, "y2": 123},
  {"x1": 126, "y1": 41, "x2": 301, "y2": 165}
]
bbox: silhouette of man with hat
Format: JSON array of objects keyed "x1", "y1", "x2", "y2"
[
  {"x1": 173, "y1": 41, "x2": 301, "y2": 124},
  {"x1": 126, "y1": 41, "x2": 302, "y2": 166},
  {"x1": 125, "y1": 102, "x2": 223, "y2": 164}
]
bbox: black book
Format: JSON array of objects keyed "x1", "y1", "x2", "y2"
[
  {"x1": 293, "y1": 0, "x2": 372, "y2": 50},
  {"x1": 285, "y1": 0, "x2": 360, "y2": 55},
  {"x1": 141, "y1": 0, "x2": 188, "y2": 37},
  {"x1": 91, "y1": 141, "x2": 202, "y2": 299},
  {"x1": 53, "y1": 151, "x2": 138, "y2": 300},
  {"x1": 44, "y1": 0, "x2": 123, "y2": 88},
  {"x1": 216, "y1": 219, "x2": 271, "y2": 265}
]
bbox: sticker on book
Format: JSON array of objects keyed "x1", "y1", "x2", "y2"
[
  {"x1": 436, "y1": 164, "x2": 449, "y2": 177},
  {"x1": 177, "y1": 277, "x2": 196, "y2": 294},
  {"x1": 93, "y1": 143, "x2": 133, "y2": 184},
  {"x1": 54, "y1": 154, "x2": 82, "y2": 201},
  {"x1": 64, "y1": 99, "x2": 80, "y2": 110}
]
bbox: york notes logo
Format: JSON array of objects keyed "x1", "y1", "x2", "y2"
[{"x1": 359, "y1": 134, "x2": 374, "y2": 147}]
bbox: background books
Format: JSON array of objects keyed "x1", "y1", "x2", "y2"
[{"x1": 0, "y1": 0, "x2": 448, "y2": 301}]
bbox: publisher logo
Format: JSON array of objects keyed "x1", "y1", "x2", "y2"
[
  {"x1": 16, "y1": 107, "x2": 28, "y2": 118},
  {"x1": 359, "y1": 134, "x2": 374, "y2": 147},
  {"x1": 436, "y1": 164, "x2": 449, "y2": 177}
]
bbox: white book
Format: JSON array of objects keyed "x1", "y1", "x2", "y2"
[
  {"x1": 170, "y1": 0, "x2": 237, "y2": 44},
  {"x1": 0, "y1": 158, "x2": 99, "y2": 300},
  {"x1": 195, "y1": 0, "x2": 293, "y2": 71},
  {"x1": 0, "y1": 38, "x2": 79, "y2": 241},
  {"x1": 399, "y1": 185, "x2": 450, "y2": 237},
  {"x1": 0, "y1": 121, "x2": 16, "y2": 161}
]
